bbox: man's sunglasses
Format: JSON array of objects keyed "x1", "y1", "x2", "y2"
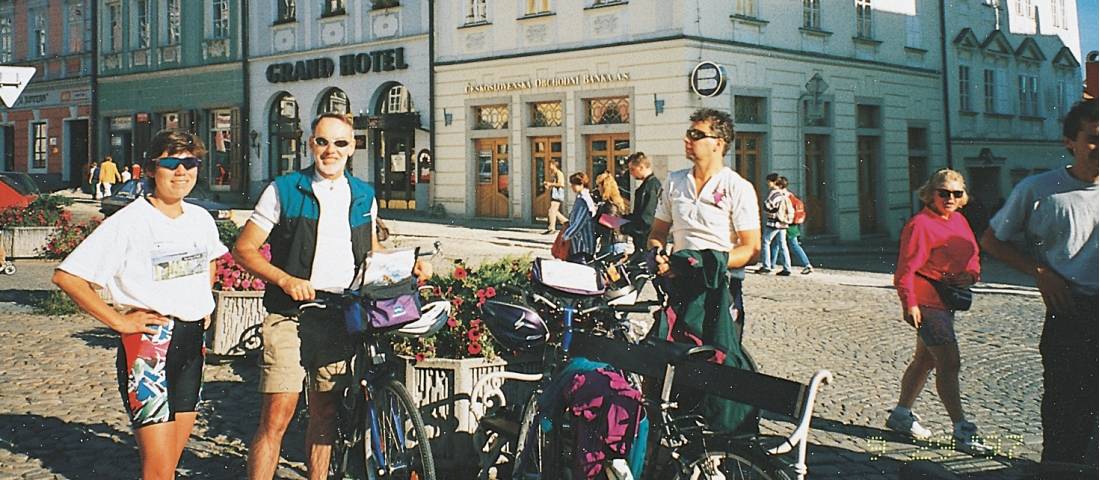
[
  {"x1": 156, "y1": 157, "x2": 202, "y2": 170},
  {"x1": 686, "y1": 128, "x2": 721, "y2": 141},
  {"x1": 936, "y1": 189, "x2": 965, "y2": 199},
  {"x1": 313, "y1": 137, "x2": 352, "y2": 148}
]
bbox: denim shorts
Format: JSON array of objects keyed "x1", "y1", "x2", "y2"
[{"x1": 917, "y1": 306, "x2": 956, "y2": 346}]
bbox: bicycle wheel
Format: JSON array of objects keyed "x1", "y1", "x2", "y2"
[
  {"x1": 672, "y1": 442, "x2": 792, "y2": 480},
  {"x1": 368, "y1": 379, "x2": 436, "y2": 480},
  {"x1": 511, "y1": 394, "x2": 542, "y2": 479}
]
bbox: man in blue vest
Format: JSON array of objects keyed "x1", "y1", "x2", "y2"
[{"x1": 234, "y1": 112, "x2": 430, "y2": 480}]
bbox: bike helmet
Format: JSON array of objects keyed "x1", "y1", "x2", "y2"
[
  {"x1": 480, "y1": 298, "x2": 550, "y2": 352},
  {"x1": 395, "y1": 299, "x2": 452, "y2": 338}
]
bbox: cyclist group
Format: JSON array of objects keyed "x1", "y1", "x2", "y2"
[{"x1": 52, "y1": 98, "x2": 1096, "y2": 479}]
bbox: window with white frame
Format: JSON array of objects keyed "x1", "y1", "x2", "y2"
[
  {"x1": 319, "y1": 88, "x2": 350, "y2": 114},
  {"x1": 905, "y1": 16, "x2": 921, "y2": 48},
  {"x1": 212, "y1": 0, "x2": 230, "y2": 39},
  {"x1": 107, "y1": 2, "x2": 122, "y2": 51},
  {"x1": 0, "y1": 17, "x2": 12, "y2": 63},
  {"x1": 959, "y1": 66, "x2": 971, "y2": 112},
  {"x1": 66, "y1": 1, "x2": 86, "y2": 54},
  {"x1": 166, "y1": 0, "x2": 181, "y2": 44},
  {"x1": 136, "y1": 0, "x2": 151, "y2": 48},
  {"x1": 465, "y1": 0, "x2": 487, "y2": 24},
  {"x1": 1018, "y1": 75, "x2": 1039, "y2": 116},
  {"x1": 277, "y1": 0, "x2": 296, "y2": 22},
  {"x1": 30, "y1": 10, "x2": 47, "y2": 57},
  {"x1": 32, "y1": 123, "x2": 48, "y2": 170},
  {"x1": 1015, "y1": 0, "x2": 1034, "y2": 17},
  {"x1": 383, "y1": 85, "x2": 412, "y2": 113},
  {"x1": 983, "y1": 69, "x2": 995, "y2": 112},
  {"x1": 1051, "y1": 0, "x2": 1066, "y2": 28},
  {"x1": 802, "y1": 0, "x2": 820, "y2": 29},
  {"x1": 323, "y1": 0, "x2": 346, "y2": 16},
  {"x1": 525, "y1": 0, "x2": 550, "y2": 15},
  {"x1": 855, "y1": 0, "x2": 873, "y2": 38},
  {"x1": 735, "y1": 0, "x2": 756, "y2": 17}
]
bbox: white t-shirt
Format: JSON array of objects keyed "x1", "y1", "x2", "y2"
[
  {"x1": 655, "y1": 167, "x2": 760, "y2": 253},
  {"x1": 989, "y1": 166, "x2": 1098, "y2": 295},
  {"x1": 59, "y1": 198, "x2": 228, "y2": 321},
  {"x1": 249, "y1": 174, "x2": 379, "y2": 292}
]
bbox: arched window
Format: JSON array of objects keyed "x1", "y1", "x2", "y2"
[
  {"x1": 270, "y1": 92, "x2": 302, "y2": 177},
  {"x1": 319, "y1": 88, "x2": 350, "y2": 115},
  {"x1": 381, "y1": 84, "x2": 413, "y2": 113}
]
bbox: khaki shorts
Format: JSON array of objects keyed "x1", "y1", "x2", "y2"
[{"x1": 258, "y1": 311, "x2": 354, "y2": 393}]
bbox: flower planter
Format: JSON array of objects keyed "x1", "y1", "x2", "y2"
[
  {"x1": 209, "y1": 290, "x2": 267, "y2": 356},
  {"x1": 401, "y1": 355, "x2": 540, "y2": 472},
  {"x1": 0, "y1": 226, "x2": 59, "y2": 258}
]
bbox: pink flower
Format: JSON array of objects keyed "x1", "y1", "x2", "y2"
[
  {"x1": 453, "y1": 267, "x2": 468, "y2": 280},
  {"x1": 470, "y1": 319, "x2": 482, "y2": 328},
  {"x1": 467, "y1": 341, "x2": 482, "y2": 355},
  {"x1": 251, "y1": 279, "x2": 265, "y2": 290},
  {"x1": 446, "y1": 317, "x2": 459, "y2": 328},
  {"x1": 476, "y1": 288, "x2": 486, "y2": 300},
  {"x1": 485, "y1": 287, "x2": 496, "y2": 298},
  {"x1": 467, "y1": 328, "x2": 481, "y2": 341},
  {"x1": 451, "y1": 297, "x2": 464, "y2": 308}
]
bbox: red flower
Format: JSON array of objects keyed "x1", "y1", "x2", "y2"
[
  {"x1": 454, "y1": 266, "x2": 468, "y2": 280},
  {"x1": 414, "y1": 353, "x2": 426, "y2": 363},
  {"x1": 467, "y1": 341, "x2": 482, "y2": 355},
  {"x1": 446, "y1": 317, "x2": 459, "y2": 328},
  {"x1": 485, "y1": 287, "x2": 496, "y2": 298},
  {"x1": 467, "y1": 327, "x2": 481, "y2": 341},
  {"x1": 470, "y1": 319, "x2": 482, "y2": 328},
  {"x1": 451, "y1": 297, "x2": 464, "y2": 308},
  {"x1": 476, "y1": 288, "x2": 486, "y2": 300}
]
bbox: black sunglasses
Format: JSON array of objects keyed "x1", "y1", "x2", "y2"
[
  {"x1": 156, "y1": 157, "x2": 202, "y2": 170},
  {"x1": 936, "y1": 188, "x2": 965, "y2": 199},
  {"x1": 313, "y1": 137, "x2": 352, "y2": 148},
  {"x1": 686, "y1": 128, "x2": 721, "y2": 142}
]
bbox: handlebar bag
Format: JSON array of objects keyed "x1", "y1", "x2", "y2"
[{"x1": 344, "y1": 278, "x2": 423, "y2": 335}]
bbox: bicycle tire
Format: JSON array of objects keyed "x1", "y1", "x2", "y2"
[
  {"x1": 671, "y1": 442, "x2": 793, "y2": 480},
  {"x1": 369, "y1": 379, "x2": 436, "y2": 480},
  {"x1": 511, "y1": 394, "x2": 542, "y2": 480}
]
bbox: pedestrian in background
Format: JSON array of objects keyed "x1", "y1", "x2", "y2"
[
  {"x1": 620, "y1": 152, "x2": 661, "y2": 252},
  {"x1": 593, "y1": 172, "x2": 630, "y2": 257},
  {"x1": 98, "y1": 155, "x2": 122, "y2": 199},
  {"x1": 121, "y1": 164, "x2": 132, "y2": 183},
  {"x1": 131, "y1": 162, "x2": 142, "y2": 181},
  {"x1": 89, "y1": 161, "x2": 101, "y2": 199},
  {"x1": 769, "y1": 176, "x2": 814, "y2": 274},
  {"x1": 52, "y1": 130, "x2": 226, "y2": 479},
  {"x1": 562, "y1": 171, "x2": 597, "y2": 263},
  {"x1": 543, "y1": 160, "x2": 568, "y2": 234},
  {"x1": 887, "y1": 168, "x2": 984, "y2": 450},
  {"x1": 758, "y1": 173, "x2": 793, "y2": 276},
  {"x1": 981, "y1": 99, "x2": 1097, "y2": 473}
]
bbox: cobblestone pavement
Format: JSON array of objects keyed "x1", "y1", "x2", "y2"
[{"x1": 0, "y1": 216, "x2": 1049, "y2": 479}]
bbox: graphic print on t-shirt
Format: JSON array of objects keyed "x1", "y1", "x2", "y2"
[{"x1": 151, "y1": 242, "x2": 207, "y2": 282}]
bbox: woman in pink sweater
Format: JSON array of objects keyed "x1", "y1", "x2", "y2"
[{"x1": 887, "y1": 169, "x2": 984, "y2": 450}]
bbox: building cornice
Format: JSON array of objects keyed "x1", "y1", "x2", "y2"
[
  {"x1": 952, "y1": 137, "x2": 1063, "y2": 145},
  {"x1": 247, "y1": 33, "x2": 429, "y2": 64},
  {"x1": 98, "y1": 61, "x2": 242, "y2": 84},
  {"x1": 435, "y1": 34, "x2": 939, "y2": 77}
]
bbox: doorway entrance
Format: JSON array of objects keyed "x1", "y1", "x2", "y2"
[
  {"x1": 67, "y1": 120, "x2": 89, "y2": 187},
  {"x1": 475, "y1": 138, "x2": 509, "y2": 218},
  {"x1": 585, "y1": 133, "x2": 631, "y2": 203},
  {"x1": 803, "y1": 134, "x2": 829, "y2": 234},
  {"x1": 531, "y1": 136, "x2": 562, "y2": 221},
  {"x1": 733, "y1": 132, "x2": 764, "y2": 189},
  {"x1": 857, "y1": 135, "x2": 881, "y2": 235}
]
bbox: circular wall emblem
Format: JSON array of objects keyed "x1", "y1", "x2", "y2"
[{"x1": 689, "y1": 61, "x2": 728, "y2": 97}]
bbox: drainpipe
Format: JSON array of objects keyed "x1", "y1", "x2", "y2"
[
  {"x1": 241, "y1": 0, "x2": 251, "y2": 202},
  {"x1": 939, "y1": 0, "x2": 954, "y2": 168},
  {"x1": 89, "y1": 0, "x2": 99, "y2": 163},
  {"x1": 428, "y1": 0, "x2": 436, "y2": 212}
]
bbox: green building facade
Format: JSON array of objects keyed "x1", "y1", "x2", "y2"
[{"x1": 96, "y1": 0, "x2": 246, "y2": 200}]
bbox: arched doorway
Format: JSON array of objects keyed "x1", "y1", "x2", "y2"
[
  {"x1": 372, "y1": 83, "x2": 419, "y2": 209},
  {"x1": 318, "y1": 87, "x2": 351, "y2": 115},
  {"x1": 269, "y1": 92, "x2": 302, "y2": 178}
]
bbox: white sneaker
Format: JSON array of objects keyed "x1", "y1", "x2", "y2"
[
  {"x1": 886, "y1": 409, "x2": 933, "y2": 440},
  {"x1": 953, "y1": 420, "x2": 992, "y2": 453}
]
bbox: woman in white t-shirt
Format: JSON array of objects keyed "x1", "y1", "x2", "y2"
[{"x1": 53, "y1": 130, "x2": 227, "y2": 479}]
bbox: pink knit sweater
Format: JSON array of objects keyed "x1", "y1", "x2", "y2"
[{"x1": 894, "y1": 208, "x2": 981, "y2": 310}]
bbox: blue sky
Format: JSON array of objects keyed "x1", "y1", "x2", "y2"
[{"x1": 1080, "y1": 0, "x2": 1098, "y2": 56}]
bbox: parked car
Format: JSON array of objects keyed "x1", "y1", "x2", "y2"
[
  {"x1": 0, "y1": 171, "x2": 41, "y2": 210},
  {"x1": 100, "y1": 179, "x2": 232, "y2": 221}
]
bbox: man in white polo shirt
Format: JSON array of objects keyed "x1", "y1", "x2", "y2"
[{"x1": 648, "y1": 107, "x2": 761, "y2": 326}]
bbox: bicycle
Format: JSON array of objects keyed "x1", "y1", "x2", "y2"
[{"x1": 298, "y1": 246, "x2": 447, "y2": 480}]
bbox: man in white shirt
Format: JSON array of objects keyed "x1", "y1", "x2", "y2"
[{"x1": 235, "y1": 113, "x2": 428, "y2": 480}]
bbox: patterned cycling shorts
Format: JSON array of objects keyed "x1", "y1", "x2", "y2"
[
  {"x1": 917, "y1": 306, "x2": 957, "y2": 347},
  {"x1": 115, "y1": 319, "x2": 205, "y2": 428}
]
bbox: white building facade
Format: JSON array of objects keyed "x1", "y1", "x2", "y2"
[
  {"x1": 247, "y1": 0, "x2": 430, "y2": 208},
  {"x1": 943, "y1": 0, "x2": 1082, "y2": 233},
  {"x1": 432, "y1": 0, "x2": 949, "y2": 241}
]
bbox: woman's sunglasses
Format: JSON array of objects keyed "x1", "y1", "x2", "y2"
[
  {"x1": 936, "y1": 189, "x2": 965, "y2": 199},
  {"x1": 685, "y1": 128, "x2": 721, "y2": 141},
  {"x1": 156, "y1": 157, "x2": 202, "y2": 170},
  {"x1": 313, "y1": 137, "x2": 352, "y2": 148}
]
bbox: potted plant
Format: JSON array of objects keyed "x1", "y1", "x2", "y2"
[
  {"x1": 0, "y1": 195, "x2": 74, "y2": 258},
  {"x1": 209, "y1": 245, "x2": 270, "y2": 356},
  {"x1": 394, "y1": 256, "x2": 540, "y2": 472}
]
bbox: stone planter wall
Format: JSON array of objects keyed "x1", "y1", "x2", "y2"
[
  {"x1": 0, "y1": 226, "x2": 58, "y2": 258},
  {"x1": 210, "y1": 290, "x2": 267, "y2": 356},
  {"x1": 402, "y1": 355, "x2": 540, "y2": 471}
]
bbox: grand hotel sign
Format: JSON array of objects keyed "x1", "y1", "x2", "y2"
[{"x1": 465, "y1": 72, "x2": 630, "y2": 94}]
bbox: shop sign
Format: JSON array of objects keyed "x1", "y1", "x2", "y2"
[
  {"x1": 464, "y1": 72, "x2": 630, "y2": 94},
  {"x1": 111, "y1": 116, "x2": 133, "y2": 130},
  {"x1": 266, "y1": 47, "x2": 409, "y2": 84},
  {"x1": 689, "y1": 61, "x2": 727, "y2": 98}
]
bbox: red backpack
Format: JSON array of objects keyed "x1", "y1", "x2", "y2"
[{"x1": 789, "y1": 193, "x2": 806, "y2": 225}]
